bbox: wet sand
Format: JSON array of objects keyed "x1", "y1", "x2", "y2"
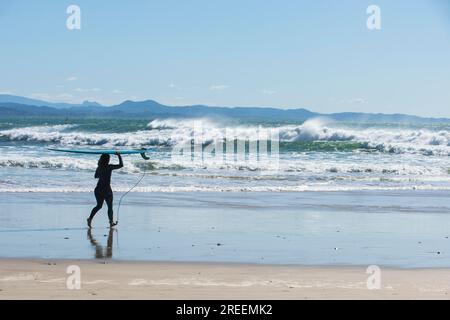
[
  {"x1": 1, "y1": 191, "x2": 450, "y2": 299},
  {"x1": 1, "y1": 259, "x2": 449, "y2": 299},
  {"x1": 1, "y1": 191, "x2": 450, "y2": 267}
]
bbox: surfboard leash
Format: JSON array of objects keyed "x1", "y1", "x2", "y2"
[{"x1": 116, "y1": 164, "x2": 147, "y2": 224}]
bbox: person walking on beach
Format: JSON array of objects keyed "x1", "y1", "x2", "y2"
[{"x1": 87, "y1": 152, "x2": 123, "y2": 228}]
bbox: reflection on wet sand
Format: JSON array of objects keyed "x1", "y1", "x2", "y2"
[{"x1": 87, "y1": 229, "x2": 114, "y2": 259}]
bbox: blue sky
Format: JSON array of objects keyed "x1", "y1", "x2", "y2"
[{"x1": 0, "y1": 0, "x2": 449, "y2": 117}]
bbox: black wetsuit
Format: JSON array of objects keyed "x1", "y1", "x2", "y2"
[{"x1": 89, "y1": 156, "x2": 123, "y2": 223}]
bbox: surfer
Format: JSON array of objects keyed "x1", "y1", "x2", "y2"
[{"x1": 87, "y1": 152, "x2": 123, "y2": 228}]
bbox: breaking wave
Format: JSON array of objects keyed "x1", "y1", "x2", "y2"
[
  {"x1": 2, "y1": 116, "x2": 450, "y2": 193},
  {"x1": 1, "y1": 119, "x2": 450, "y2": 156},
  {"x1": 0, "y1": 150, "x2": 447, "y2": 177}
]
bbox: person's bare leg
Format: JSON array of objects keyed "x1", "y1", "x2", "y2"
[
  {"x1": 105, "y1": 193, "x2": 117, "y2": 228},
  {"x1": 88, "y1": 191, "x2": 104, "y2": 228}
]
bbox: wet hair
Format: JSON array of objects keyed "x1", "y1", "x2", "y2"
[{"x1": 98, "y1": 154, "x2": 110, "y2": 168}]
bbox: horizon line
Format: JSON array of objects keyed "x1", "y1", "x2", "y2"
[{"x1": 0, "y1": 93, "x2": 448, "y2": 120}]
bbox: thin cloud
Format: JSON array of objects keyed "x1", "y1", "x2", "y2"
[
  {"x1": 58, "y1": 93, "x2": 74, "y2": 100},
  {"x1": 209, "y1": 85, "x2": 229, "y2": 91},
  {"x1": 66, "y1": 76, "x2": 77, "y2": 82},
  {"x1": 343, "y1": 98, "x2": 367, "y2": 104},
  {"x1": 74, "y1": 88, "x2": 102, "y2": 93},
  {"x1": 31, "y1": 93, "x2": 52, "y2": 100},
  {"x1": 261, "y1": 89, "x2": 277, "y2": 95},
  {"x1": 331, "y1": 97, "x2": 368, "y2": 105},
  {"x1": 32, "y1": 93, "x2": 74, "y2": 102}
]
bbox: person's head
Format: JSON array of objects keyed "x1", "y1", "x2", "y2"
[{"x1": 98, "y1": 154, "x2": 110, "y2": 168}]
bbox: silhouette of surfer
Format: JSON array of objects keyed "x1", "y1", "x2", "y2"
[{"x1": 87, "y1": 153, "x2": 123, "y2": 228}]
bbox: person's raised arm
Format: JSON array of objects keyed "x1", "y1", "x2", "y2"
[{"x1": 109, "y1": 153, "x2": 123, "y2": 170}]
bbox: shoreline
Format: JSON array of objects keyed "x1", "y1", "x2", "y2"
[
  {"x1": 1, "y1": 258, "x2": 450, "y2": 299},
  {"x1": 2, "y1": 187, "x2": 450, "y2": 193},
  {"x1": 0, "y1": 256, "x2": 447, "y2": 271}
]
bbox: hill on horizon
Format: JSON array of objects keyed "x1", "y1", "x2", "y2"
[
  {"x1": 0, "y1": 94, "x2": 104, "y2": 109},
  {"x1": 0, "y1": 94, "x2": 448, "y2": 124}
]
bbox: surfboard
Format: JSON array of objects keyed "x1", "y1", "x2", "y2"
[{"x1": 48, "y1": 148, "x2": 150, "y2": 160}]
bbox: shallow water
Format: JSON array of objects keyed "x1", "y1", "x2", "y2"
[{"x1": 1, "y1": 191, "x2": 450, "y2": 268}]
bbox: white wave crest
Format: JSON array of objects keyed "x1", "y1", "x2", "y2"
[
  {"x1": 2, "y1": 119, "x2": 450, "y2": 156},
  {"x1": 0, "y1": 124, "x2": 168, "y2": 147},
  {"x1": 2, "y1": 184, "x2": 450, "y2": 193}
]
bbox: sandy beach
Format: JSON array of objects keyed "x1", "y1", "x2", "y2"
[
  {"x1": 1, "y1": 191, "x2": 450, "y2": 299},
  {"x1": 0, "y1": 259, "x2": 449, "y2": 300}
]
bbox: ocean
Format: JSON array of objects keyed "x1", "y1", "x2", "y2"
[
  {"x1": 1, "y1": 117, "x2": 450, "y2": 194},
  {"x1": 1, "y1": 117, "x2": 450, "y2": 266}
]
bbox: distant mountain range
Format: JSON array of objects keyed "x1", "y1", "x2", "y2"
[
  {"x1": 0, "y1": 94, "x2": 103, "y2": 109},
  {"x1": 0, "y1": 94, "x2": 448, "y2": 123}
]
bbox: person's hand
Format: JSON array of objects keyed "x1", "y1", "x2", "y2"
[{"x1": 115, "y1": 151, "x2": 121, "y2": 156}]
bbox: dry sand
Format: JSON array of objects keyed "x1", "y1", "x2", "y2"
[{"x1": 0, "y1": 259, "x2": 449, "y2": 300}]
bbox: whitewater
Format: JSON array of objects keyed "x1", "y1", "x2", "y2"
[{"x1": 1, "y1": 118, "x2": 450, "y2": 193}]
